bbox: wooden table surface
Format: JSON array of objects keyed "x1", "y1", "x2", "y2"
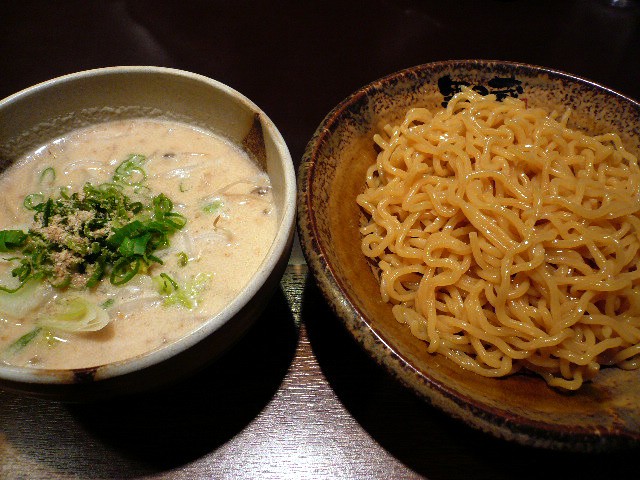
[{"x1": 1, "y1": 1, "x2": 640, "y2": 478}]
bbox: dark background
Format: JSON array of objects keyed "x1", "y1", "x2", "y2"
[
  {"x1": 1, "y1": 1, "x2": 639, "y2": 479},
  {"x1": 2, "y1": 0, "x2": 639, "y2": 171}
]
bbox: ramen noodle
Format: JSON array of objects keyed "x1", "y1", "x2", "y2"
[{"x1": 357, "y1": 87, "x2": 640, "y2": 390}]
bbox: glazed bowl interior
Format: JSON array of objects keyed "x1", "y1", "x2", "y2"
[
  {"x1": 297, "y1": 60, "x2": 640, "y2": 451},
  {"x1": 0, "y1": 66, "x2": 296, "y2": 398}
]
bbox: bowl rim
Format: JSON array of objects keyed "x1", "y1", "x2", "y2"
[
  {"x1": 297, "y1": 59, "x2": 640, "y2": 450},
  {"x1": 0, "y1": 65, "x2": 297, "y2": 385}
]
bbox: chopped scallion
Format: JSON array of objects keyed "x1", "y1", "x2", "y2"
[
  {"x1": 100, "y1": 298, "x2": 115, "y2": 309},
  {"x1": 23, "y1": 193, "x2": 44, "y2": 210},
  {"x1": 0, "y1": 153, "x2": 187, "y2": 292},
  {"x1": 161, "y1": 273, "x2": 211, "y2": 309},
  {"x1": 202, "y1": 199, "x2": 223, "y2": 215},
  {"x1": 5, "y1": 327, "x2": 42, "y2": 356},
  {"x1": 39, "y1": 167, "x2": 56, "y2": 185}
]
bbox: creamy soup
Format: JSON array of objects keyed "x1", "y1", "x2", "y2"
[{"x1": 0, "y1": 119, "x2": 277, "y2": 369}]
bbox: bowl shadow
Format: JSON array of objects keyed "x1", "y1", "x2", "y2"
[{"x1": 0, "y1": 284, "x2": 298, "y2": 477}]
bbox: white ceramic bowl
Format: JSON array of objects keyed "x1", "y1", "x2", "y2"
[{"x1": 0, "y1": 66, "x2": 296, "y2": 400}]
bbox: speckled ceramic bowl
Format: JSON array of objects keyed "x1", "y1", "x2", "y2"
[
  {"x1": 0, "y1": 66, "x2": 296, "y2": 401},
  {"x1": 297, "y1": 60, "x2": 640, "y2": 451}
]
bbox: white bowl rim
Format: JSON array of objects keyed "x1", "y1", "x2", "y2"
[{"x1": 0, "y1": 65, "x2": 297, "y2": 385}]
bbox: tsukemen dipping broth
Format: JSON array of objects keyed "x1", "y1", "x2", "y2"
[{"x1": 0, "y1": 119, "x2": 278, "y2": 369}]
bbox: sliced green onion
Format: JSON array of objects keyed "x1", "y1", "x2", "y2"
[
  {"x1": 1, "y1": 153, "x2": 186, "y2": 291},
  {"x1": 5, "y1": 327, "x2": 42, "y2": 356},
  {"x1": 23, "y1": 193, "x2": 44, "y2": 210},
  {"x1": 113, "y1": 154, "x2": 147, "y2": 186},
  {"x1": 153, "y1": 272, "x2": 179, "y2": 295},
  {"x1": 162, "y1": 273, "x2": 211, "y2": 309},
  {"x1": 110, "y1": 257, "x2": 141, "y2": 285},
  {"x1": 41, "y1": 198, "x2": 54, "y2": 226},
  {"x1": 153, "y1": 193, "x2": 173, "y2": 214},
  {"x1": 100, "y1": 298, "x2": 115, "y2": 309},
  {"x1": 37, "y1": 297, "x2": 110, "y2": 332},
  {"x1": 164, "y1": 212, "x2": 187, "y2": 229},
  {"x1": 202, "y1": 199, "x2": 223, "y2": 215},
  {"x1": 0, "y1": 230, "x2": 27, "y2": 252},
  {"x1": 58, "y1": 186, "x2": 71, "y2": 198},
  {"x1": 39, "y1": 167, "x2": 56, "y2": 186}
]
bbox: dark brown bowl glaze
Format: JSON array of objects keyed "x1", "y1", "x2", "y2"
[{"x1": 297, "y1": 60, "x2": 640, "y2": 451}]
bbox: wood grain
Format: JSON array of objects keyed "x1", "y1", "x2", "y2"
[
  {"x1": 1, "y1": 1, "x2": 640, "y2": 478},
  {"x1": 0, "y1": 266, "x2": 638, "y2": 479}
]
